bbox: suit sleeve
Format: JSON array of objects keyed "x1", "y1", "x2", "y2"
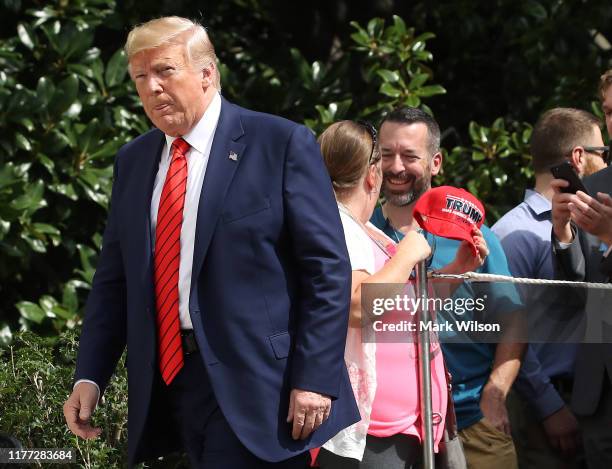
[
  {"x1": 552, "y1": 226, "x2": 586, "y2": 282},
  {"x1": 601, "y1": 250, "x2": 612, "y2": 277},
  {"x1": 74, "y1": 154, "x2": 128, "y2": 394},
  {"x1": 282, "y1": 124, "x2": 352, "y2": 399}
]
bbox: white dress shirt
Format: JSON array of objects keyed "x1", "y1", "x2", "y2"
[
  {"x1": 75, "y1": 93, "x2": 221, "y2": 397},
  {"x1": 150, "y1": 92, "x2": 221, "y2": 329}
]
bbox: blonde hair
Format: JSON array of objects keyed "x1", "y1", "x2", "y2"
[
  {"x1": 600, "y1": 69, "x2": 612, "y2": 100},
  {"x1": 319, "y1": 121, "x2": 378, "y2": 195},
  {"x1": 125, "y1": 16, "x2": 220, "y2": 90}
]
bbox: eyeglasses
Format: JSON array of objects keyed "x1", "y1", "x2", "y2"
[
  {"x1": 583, "y1": 146, "x2": 610, "y2": 165},
  {"x1": 357, "y1": 120, "x2": 379, "y2": 164}
]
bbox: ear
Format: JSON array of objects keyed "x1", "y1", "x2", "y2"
[
  {"x1": 430, "y1": 151, "x2": 443, "y2": 176},
  {"x1": 365, "y1": 164, "x2": 378, "y2": 191},
  {"x1": 569, "y1": 147, "x2": 584, "y2": 173},
  {"x1": 201, "y1": 62, "x2": 216, "y2": 88}
]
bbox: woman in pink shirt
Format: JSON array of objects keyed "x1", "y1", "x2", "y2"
[{"x1": 316, "y1": 121, "x2": 487, "y2": 468}]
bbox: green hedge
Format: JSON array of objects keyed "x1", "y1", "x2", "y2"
[
  {"x1": 0, "y1": 330, "x2": 192, "y2": 467},
  {"x1": 0, "y1": 330, "x2": 129, "y2": 466}
]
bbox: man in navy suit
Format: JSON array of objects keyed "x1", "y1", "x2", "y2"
[{"x1": 62, "y1": 16, "x2": 359, "y2": 468}]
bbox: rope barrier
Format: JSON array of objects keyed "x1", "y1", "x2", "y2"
[{"x1": 430, "y1": 271, "x2": 612, "y2": 289}]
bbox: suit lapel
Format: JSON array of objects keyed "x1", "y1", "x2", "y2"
[
  {"x1": 190, "y1": 98, "x2": 246, "y2": 293},
  {"x1": 140, "y1": 130, "x2": 166, "y2": 315}
]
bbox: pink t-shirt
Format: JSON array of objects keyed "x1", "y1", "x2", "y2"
[{"x1": 366, "y1": 238, "x2": 447, "y2": 451}]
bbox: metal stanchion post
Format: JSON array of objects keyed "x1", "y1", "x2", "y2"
[{"x1": 416, "y1": 260, "x2": 435, "y2": 469}]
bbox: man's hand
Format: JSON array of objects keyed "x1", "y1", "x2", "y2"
[
  {"x1": 449, "y1": 227, "x2": 489, "y2": 273},
  {"x1": 480, "y1": 381, "x2": 511, "y2": 435},
  {"x1": 542, "y1": 405, "x2": 580, "y2": 458},
  {"x1": 551, "y1": 179, "x2": 575, "y2": 243},
  {"x1": 286, "y1": 388, "x2": 331, "y2": 440},
  {"x1": 63, "y1": 382, "x2": 102, "y2": 439},
  {"x1": 568, "y1": 191, "x2": 612, "y2": 246}
]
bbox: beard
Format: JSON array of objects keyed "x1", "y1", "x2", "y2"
[
  {"x1": 381, "y1": 170, "x2": 431, "y2": 207},
  {"x1": 583, "y1": 155, "x2": 604, "y2": 177}
]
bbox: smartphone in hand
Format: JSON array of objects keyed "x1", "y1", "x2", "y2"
[{"x1": 550, "y1": 161, "x2": 589, "y2": 195}]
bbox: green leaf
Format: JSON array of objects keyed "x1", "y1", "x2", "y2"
[
  {"x1": 49, "y1": 183, "x2": 78, "y2": 200},
  {"x1": 290, "y1": 48, "x2": 313, "y2": 88},
  {"x1": 15, "y1": 133, "x2": 32, "y2": 152},
  {"x1": 16, "y1": 301, "x2": 45, "y2": 324},
  {"x1": 522, "y1": 127, "x2": 532, "y2": 143},
  {"x1": 76, "y1": 244, "x2": 97, "y2": 283},
  {"x1": 77, "y1": 118, "x2": 102, "y2": 157},
  {"x1": 49, "y1": 74, "x2": 79, "y2": 116},
  {"x1": 18, "y1": 118, "x2": 35, "y2": 132},
  {"x1": 31, "y1": 6, "x2": 58, "y2": 27},
  {"x1": 65, "y1": 101, "x2": 83, "y2": 119},
  {"x1": 40, "y1": 295, "x2": 59, "y2": 315},
  {"x1": 10, "y1": 180, "x2": 46, "y2": 213},
  {"x1": 392, "y1": 15, "x2": 407, "y2": 35},
  {"x1": 524, "y1": 1, "x2": 548, "y2": 20},
  {"x1": 105, "y1": 49, "x2": 128, "y2": 88},
  {"x1": 409, "y1": 73, "x2": 429, "y2": 89},
  {"x1": 492, "y1": 117, "x2": 505, "y2": 131},
  {"x1": 414, "y1": 85, "x2": 446, "y2": 97},
  {"x1": 37, "y1": 154, "x2": 55, "y2": 175},
  {"x1": 413, "y1": 32, "x2": 436, "y2": 44},
  {"x1": 367, "y1": 18, "x2": 384, "y2": 37},
  {"x1": 0, "y1": 220, "x2": 10, "y2": 241},
  {"x1": 21, "y1": 233, "x2": 46, "y2": 253},
  {"x1": 36, "y1": 77, "x2": 55, "y2": 107},
  {"x1": 17, "y1": 23, "x2": 35, "y2": 49},
  {"x1": 0, "y1": 163, "x2": 20, "y2": 187},
  {"x1": 404, "y1": 95, "x2": 420, "y2": 107},
  {"x1": 377, "y1": 69, "x2": 400, "y2": 83},
  {"x1": 88, "y1": 139, "x2": 122, "y2": 160},
  {"x1": 472, "y1": 151, "x2": 486, "y2": 161},
  {"x1": 51, "y1": 305, "x2": 73, "y2": 320},
  {"x1": 32, "y1": 223, "x2": 61, "y2": 246},
  {"x1": 468, "y1": 122, "x2": 480, "y2": 142},
  {"x1": 380, "y1": 82, "x2": 401, "y2": 98},
  {"x1": 62, "y1": 282, "x2": 78, "y2": 313},
  {"x1": 0, "y1": 324, "x2": 12, "y2": 346},
  {"x1": 350, "y1": 30, "x2": 370, "y2": 47}
]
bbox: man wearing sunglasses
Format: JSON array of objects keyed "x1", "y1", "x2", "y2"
[
  {"x1": 494, "y1": 107, "x2": 606, "y2": 469},
  {"x1": 551, "y1": 70, "x2": 612, "y2": 468}
]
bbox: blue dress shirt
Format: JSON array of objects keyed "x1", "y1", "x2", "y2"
[{"x1": 492, "y1": 189, "x2": 577, "y2": 419}]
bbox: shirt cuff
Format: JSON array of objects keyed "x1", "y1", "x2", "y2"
[
  {"x1": 552, "y1": 224, "x2": 576, "y2": 249},
  {"x1": 605, "y1": 245, "x2": 612, "y2": 258},
  {"x1": 74, "y1": 379, "x2": 101, "y2": 406},
  {"x1": 528, "y1": 384, "x2": 565, "y2": 420}
]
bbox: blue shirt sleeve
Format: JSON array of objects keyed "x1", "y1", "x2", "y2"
[
  {"x1": 513, "y1": 347, "x2": 565, "y2": 419},
  {"x1": 477, "y1": 226, "x2": 523, "y2": 315},
  {"x1": 492, "y1": 223, "x2": 565, "y2": 419}
]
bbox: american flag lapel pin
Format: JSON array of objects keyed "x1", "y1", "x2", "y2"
[{"x1": 228, "y1": 151, "x2": 238, "y2": 161}]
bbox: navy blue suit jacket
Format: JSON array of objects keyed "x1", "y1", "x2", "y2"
[{"x1": 74, "y1": 98, "x2": 359, "y2": 466}]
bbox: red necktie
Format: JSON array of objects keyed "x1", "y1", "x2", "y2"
[{"x1": 154, "y1": 137, "x2": 189, "y2": 385}]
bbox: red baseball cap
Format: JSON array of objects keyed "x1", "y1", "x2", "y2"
[{"x1": 413, "y1": 186, "x2": 485, "y2": 252}]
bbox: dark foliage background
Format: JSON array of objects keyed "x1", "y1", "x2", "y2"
[
  {"x1": 0, "y1": 1, "x2": 611, "y2": 465},
  {"x1": 1, "y1": 0, "x2": 611, "y2": 342}
]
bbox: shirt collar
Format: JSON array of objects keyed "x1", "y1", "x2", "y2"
[
  {"x1": 524, "y1": 188, "x2": 551, "y2": 215},
  {"x1": 164, "y1": 92, "x2": 222, "y2": 159}
]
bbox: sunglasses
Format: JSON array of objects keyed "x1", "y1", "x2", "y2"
[
  {"x1": 583, "y1": 146, "x2": 610, "y2": 165},
  {"x1": 357, "y1": 120, "x2": 379, "y2": 164}
]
